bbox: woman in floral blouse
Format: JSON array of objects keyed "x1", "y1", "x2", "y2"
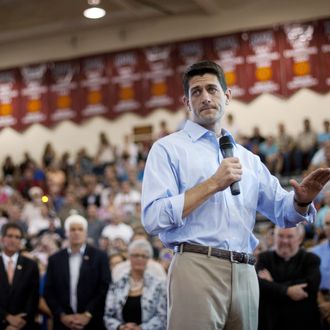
[{"x1": 104, "y1": 239, "x2": 167, "y2": 330}]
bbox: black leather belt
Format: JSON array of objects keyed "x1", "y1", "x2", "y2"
[{"x1": 175, "y1": 243, "x2": 256, "y2": 266}]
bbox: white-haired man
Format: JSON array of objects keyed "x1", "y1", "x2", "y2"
[{"x1": 45, "y1": 214, "x2": 111, "y2": 330}]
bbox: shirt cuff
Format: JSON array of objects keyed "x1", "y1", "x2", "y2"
[
  {"x1": 293, "y1": 200, "x2": 316, "y2": 224},
  {"x1": 165, "y1": 193, "x2": 185, "y2": 228},
  {"x1": 285, "y1": 196, "x2": 316, "y2": 225}
]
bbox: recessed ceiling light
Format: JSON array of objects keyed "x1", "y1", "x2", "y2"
[{"x1": 83, "y1": 7, "x2": 106, "y2": 19}]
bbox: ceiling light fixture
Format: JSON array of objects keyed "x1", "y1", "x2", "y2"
[{"x1": 83, "y1": 0, "x2": 106, "y2": 19}]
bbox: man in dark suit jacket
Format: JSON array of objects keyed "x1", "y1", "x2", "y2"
[
  {"x1": 256, "y1": 225, "x2": 321, "y2": 330},
  {"x1": 0, "y1": 222, "x2": 39, "y2": 330},
  {"x1": 44, "y1": 214, "x2": 111, "y2": 330}
]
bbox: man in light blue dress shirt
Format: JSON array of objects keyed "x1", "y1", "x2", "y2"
[{"x1": 141, "y1": 60, "x2": 330, "y2": 330}]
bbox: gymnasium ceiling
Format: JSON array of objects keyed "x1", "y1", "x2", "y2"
[
  {"x1": 1, "y1": 0, "x2": 328, "y2": 45},
  {"x1": 0, "y1": 0, "x2": 329, "y2": 70},
  {"x1": 0, "y1": 0, "x2": 235, "y2": 44}
]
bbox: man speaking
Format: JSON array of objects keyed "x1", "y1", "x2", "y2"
[{"x1": 141, "y1": 60, "x2": 330, "y2": 330}]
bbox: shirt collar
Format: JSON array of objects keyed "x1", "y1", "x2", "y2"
[
  {"x1": 67, "y1": 244, "x2": 86, "y2": 255},
  {"x1": 2, "y1": 252, "x2": 19, "y2": 265},
  {"x1": 183, "y1": 119, "x2": 236, "y2": 146}
]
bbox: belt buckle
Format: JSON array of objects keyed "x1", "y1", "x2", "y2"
[
  {"x1": 242, "y1": 253, "x2": 249, "y2": 264},
  {"x1": 230, "y1": 251, "x2": 239, "y2": 263}
]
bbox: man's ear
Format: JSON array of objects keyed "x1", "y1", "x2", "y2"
[
  {"x1": 182, "y1": 95, "x2": 191, "y2": 111},
  {"x1": 225, "y1": 88, "x2": 232, "y2": 105}
]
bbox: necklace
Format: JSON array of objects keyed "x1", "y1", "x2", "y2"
[{"x1": 129, "y1": 276, "x2": 143, "y2": 292}]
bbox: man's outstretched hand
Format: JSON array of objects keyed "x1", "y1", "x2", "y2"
[{"x1": 290, "y1": 168, "x2": 330, "y2": 204}]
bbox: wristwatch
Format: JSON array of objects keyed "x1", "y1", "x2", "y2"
[{"x1": 294, "y1": 197, "x2": 312, "y2": 207}]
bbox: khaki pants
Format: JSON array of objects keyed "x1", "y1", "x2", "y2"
[{"x1": 167, "y1": 251, "x2": 259, "y2": 330}]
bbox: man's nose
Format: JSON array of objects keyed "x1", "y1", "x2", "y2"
[{"x1": 201, "y1": 89, "x2": 211, "y2": 103}]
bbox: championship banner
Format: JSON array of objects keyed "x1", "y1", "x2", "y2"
[
  {"x1": 20, "y1": 64, "x2": 49, "y2": 130},
  {"x1": 80, "y1": 56, "x2": 109, "y2": 119},
  {"x1": 0, "y1": 70, "x2": 20, "y2": 130},
  {"x1": 206, "y1": 33, "x2": 248, "y2": 100},
  {"x1": 48, "y1": 60, "x2": 80, "y2": 125},
  {"x1": 244, "y1": 29, "x2": 282, "y2": 99},
  {"x1": 109, "y1": 49, "x2": 143, "y2": 117},
  {"x1": 280, "y1": 21, "x2": 321, "y2": 96},
  {"x1": 174, "y1": 39, "x2": 208, "y2": 103},
  {"x1": 318, "y1": 19, "x2": 330, "y2": 92},
  {"x1": 0, "y1": 17, "x2": 329, "y2": 134},
  {"x1": 142, "y1": 44, "x2": 178, "y2": 114}
]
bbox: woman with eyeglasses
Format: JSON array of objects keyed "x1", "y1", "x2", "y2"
[{"x1": 104, "y1": 239, "x2": 167, "y2": 330}]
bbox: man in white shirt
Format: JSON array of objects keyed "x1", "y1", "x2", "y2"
[
  {"x1": 101, "y1": 207, "x2": 133, "y2": 244},
  {"x1": 114, "y1": 180, "x2": 141, "y2": 216}
]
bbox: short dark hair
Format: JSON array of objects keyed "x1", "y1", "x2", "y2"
[
  {"x1": 1, "y1": 222, "x2": 24, "y2": 239},
  {"x1": 182, "y1": 60, "x2": 227, "y2": 96}
]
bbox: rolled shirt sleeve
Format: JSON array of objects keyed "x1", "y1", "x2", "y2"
[{"x1": 142, "y1": 142, "x2": 185, "y2": 235}]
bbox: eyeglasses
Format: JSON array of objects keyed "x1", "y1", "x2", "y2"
[{"x1": 130, "y1": 254, "x2": 149, "y2": 260}]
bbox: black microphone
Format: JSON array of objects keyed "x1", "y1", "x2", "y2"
[{"x1": 219, "y1": 136, "x2": 240, "y2": 196}]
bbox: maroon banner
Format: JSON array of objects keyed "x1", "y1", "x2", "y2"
[
  {"x1": 0, "y1": 69, "x2": 20, "y2": 130},
  {"x1": 142, "y1": 44, "x2": 178, "y2": 113},
  {"x1": 280, "y1": 21, "x2": 322, "y2": 96},
  {"x1": 206, "y1": 33, "x2": 248, "y2": 100},
  {"x1": 109, "y1": 49, "x2": 143, "y2": 118},
  {"x1": 80, "y1": 56, "x2": 109, "y2": 119},
  {"x1": 20, "y1": 64, "x2": 49, "y2": 130},
  {"x1": 319, "y1": 19, "x2": 330, "y2": 92},
  {"x1": 174, "y1": 39, "x2": 208, "y2": 103},
  {"x1": 245, "y1": 28, "x2": 283, "y2": 99},
  {"x1": 0, "y1": 17, "x2": 329, "y2": 134},
  {"x1": 48, "y1": 60, "x2": 80, "y2": 125}
]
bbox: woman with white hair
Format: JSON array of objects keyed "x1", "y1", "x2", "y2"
[{"x1": 104, "y1": 239, "x2": 167, "y2": 330}]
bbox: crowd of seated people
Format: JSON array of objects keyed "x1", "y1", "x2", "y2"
[
  {"x1": 236, "y1": 118, "x2": 330, "y2": 178},
  {"x1": 0, "y1": 117, "x2": 329, "y2": 329}
]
